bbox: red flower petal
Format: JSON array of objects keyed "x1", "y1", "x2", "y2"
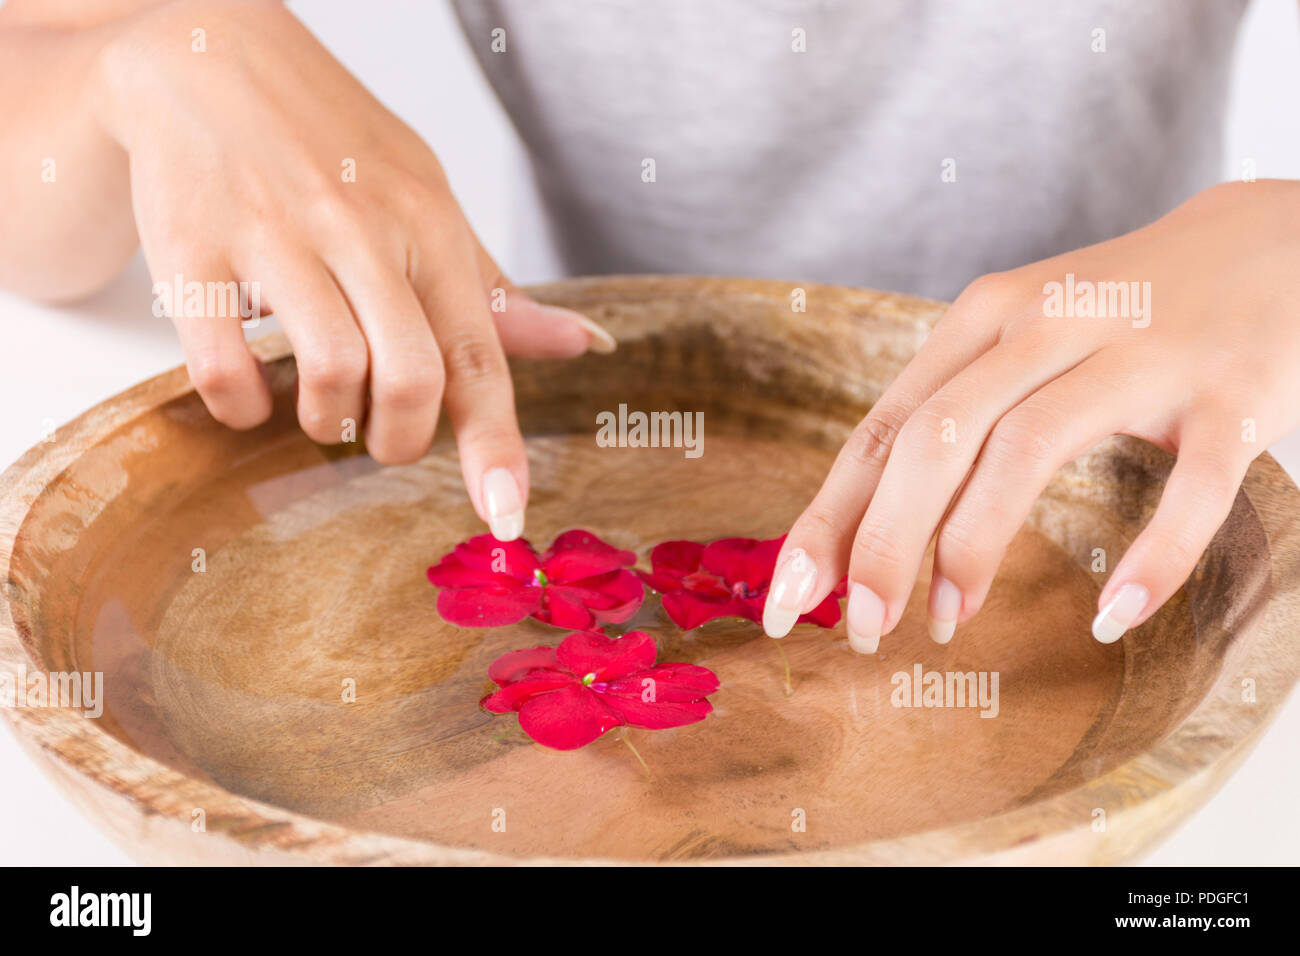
[
  {"x1": 701, "y1": 536, "x2": 784, "y2": 591},
  {"x1": 541, "y1": 529, "x2": 636, "y2": 582},
  {"x1": 601, "y1": 695, "x2": 714, "y2": 730},
  {"x1": 517, "y1": 684, "x2": 624, "y2": 750},
  {"x1": 799, "y1": 592, "x2": 844, "y2": 628},
  {"x1": 585, "y1": 570, "x2": 646, "y2": 621},
  {"x1": 429, "y1": 530, "x2": 645, "y2": 630},
  {"x1": 680, "y1": 570, "x2": 732, "y2": 597},
  {"x1": 647, "y1": 540, "x2": 705, "y2": 575},
  {"x1": 635, "y1": 568, "x2": 687, "y2": 594},
  {"x1": 601, "y1": 663, "x2": 719, "y2": 729},
  {"x1": 540, "y1": 571, "x2": 642, "y2": 627},
  {"x1": 604, "y1": 662, "x2": 720, "y2": 701},
  {"x1": 448, "y1": 534, "x2": 541, "y2": 582},
  {"x1": 425, "y1": 559, "x2": 508, "y2": 589},
  {"x1": 487, "y1": 646, "x2": 561, "y2": 686},
  {"x1": 437, "y1": 586, "x2": 540, "y2": 627},
  {"x1": 481, "y1": 669, "x2": 574, "y2": 712},
  {"x1": 537, "y1": 587, "x2": 603, "y2": 630},
  {"x1": 661, "y1": 590, "x2": 746, "y2": 629},
  {"x1": 556, "y1": 630, "x2": 658, "y2": 682},
  {"x1": 480, "y1": 636, "x2": 720, "y2": 750}
]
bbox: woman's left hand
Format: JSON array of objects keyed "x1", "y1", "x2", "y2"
[{"x1": 761, "y1": 180, "x2": 1300, "y2": 652}]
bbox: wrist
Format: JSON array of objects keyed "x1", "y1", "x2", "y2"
[{"x1": 88, "y1": 0, "x2": 289, "y2": 150}]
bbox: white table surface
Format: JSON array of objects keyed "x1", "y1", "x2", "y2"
[{"x1": 0, "y1": 256, "x2": 1297, "y2": 866}]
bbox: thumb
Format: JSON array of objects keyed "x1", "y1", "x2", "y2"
[{"x1": 473, "y1": 237, "x2": 616, "y2": 358}]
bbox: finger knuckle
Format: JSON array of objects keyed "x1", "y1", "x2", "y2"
[
  {"x1": 955, "y1": 271, "x2": 1019, "y2": 315},
  {"x1": 407, "y1": 176, "x2": 458, "y2": 220},
  {"x1": 387, "y1": 172, "x2": 453, "y2": 232},
  {"x1": 460, "y1": 423, "x2": 522, "y2": 457},
  {"x1": 407, "y1": 195, "x2": 471, "y2": 258},
  {"x1": 308, "y1": 189, "x2": 377, "y2": 236},
  {"x1": 372, "y1": 361, "x2": 441, "y2": 410},
  {"x1": 297, "y1": 407, "x2": 345, "y2": 443},
  {"x1": 1154, "y1": 526, "x2": 1204, "y2": 573},
  {"x1": 479, "y1": 264, "x2": 512, "y2": 302},
  {"x1": 297, "y1": 341, "x2": 369, "y2": 393},
  {"x1": 189, "y1": 351, "x2": 246, "y2": 396},
  {"x1": 853, "y1": 523, "x2": 906, "y2": 573},
  {"x1": 902, "y1": 397, "x2": 968, "y2": 456},
  {"x1": 1185, "y1": 456, "x2": 1243, "y2": 508},
  {"x1": 988, "y1": 406, "x2": 1061, "y2": 471},
  {"x1": 843, "y1": 407, "x2": 906, "y2": 468},
  {"x1": 795, "y1": 506, "x2": 845, "y2": 543},
  {"x1": 442, "y1": 336, "x2": 506, "y2": 387},
  {"x1": 937, "y1": 514, "x2": 994, "y2": 578},
  {"x1": 212, "y1": 403, "x2": 271, "y2": 431},
  {"x1": 368, "y1": 437, "x2": 429, "y2": 466}
]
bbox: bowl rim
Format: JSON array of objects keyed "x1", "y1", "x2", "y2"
[{"x1": 3, "y1": 274, "x2": 1299, "y2": 865}]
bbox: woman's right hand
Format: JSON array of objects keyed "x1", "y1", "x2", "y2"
[{"x1": 91, "y1": 0, "x2": 612, "y2": 538}]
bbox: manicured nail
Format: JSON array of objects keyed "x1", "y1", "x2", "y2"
[
  {"x1": 1091, "y1": 583, "x2": 1149, "y2": 644},
  {"x1": 762, "y1": 548, "x2": 818, "y2": 638},
  {"x1": 482, "y1": 467, "x2": 524, "y2": 541},
  {"x1": 846, "y1": 582, "x2": 886, "y2": 654},
  {"x1": 539, "y1": 305, "x2": 617, "y2": 354},
  {"x1": 928, "y1": 575, "x2": 961, "y2": 645}
]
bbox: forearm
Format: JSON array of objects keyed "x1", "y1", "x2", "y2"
[{"x1": 0, "y1": 2, "x2": 164, "y2": 302}]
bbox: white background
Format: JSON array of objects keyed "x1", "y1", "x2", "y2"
[{"x1": 2, "y1": 0, "x2": 1299, "y2": 865}]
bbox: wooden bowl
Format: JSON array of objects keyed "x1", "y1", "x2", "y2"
[{"x1": 3, "y1": 276, "x2": 1298, "y2": 865}]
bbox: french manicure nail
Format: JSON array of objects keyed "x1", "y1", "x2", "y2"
[
  {"x1": 1091, "y1": 583, "x2": 1149, "y2": 644},
  {"x1": 846, "y1": 582, "x2": 886, "y2": 654},
  {"x1": 482, "y1": 467, "x2": 524, "y2": 541},
  {"x1": 538, "y1": 305, "x2": 617, "y2": 354},
  {"x1": 928, "y1": 575, "x2": 961, "y2": 645},
  {"x1": 762, "y1": 548, "x2": 818, "y2": 638}
]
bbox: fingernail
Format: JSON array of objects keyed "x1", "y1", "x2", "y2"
[
  {"x1": 846, "y1": 582, "x2": 886, "y2": 654},
  {"x1": 1091, "y1": 583, "x2": 1149, "y2": 644},
  {"x1": 928, "y1": 575, "x2": 961, "y2": 645},
  {"x1": 762, "y1": 548, "x2": 818, "y2": 638},
  {"x1": 538, "y1": 305, "x2": 617, "y2": 354},
  {"x1": 482, "y1": 467, "x2": 524, "y2": 541}
]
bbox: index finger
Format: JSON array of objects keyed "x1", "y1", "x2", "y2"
[
  {"x1": 413, "y1": 224, "x2": 529, "y2": 541},
  {"x1": 761, "y1": 280, "x2": 1008, "y2": 637}
]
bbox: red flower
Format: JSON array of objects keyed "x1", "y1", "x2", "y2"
[
  {"x1": 427, "y1": 530, "x2": 644, "y2": 630},
  {"x1": 637, "y1": 535, "x2": 846, "y2": 630},
  {"x1": 482, "y1": 630, "x2": 720, "y2": 750}
]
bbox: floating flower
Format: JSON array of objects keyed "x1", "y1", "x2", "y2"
[
  {"x1": 482, "y1": 630, "x2": 720, "y2": 750},
  {"x1": 637, "y1": 535, "x2": 845, "y2": 630},
  {"x1": 427, "y1": 530, "x2": 643, "y2": 630}
]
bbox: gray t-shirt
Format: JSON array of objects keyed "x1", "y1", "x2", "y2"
[{"x1": 452, "y1": 0, "x2": 1247, "y2": 300}]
